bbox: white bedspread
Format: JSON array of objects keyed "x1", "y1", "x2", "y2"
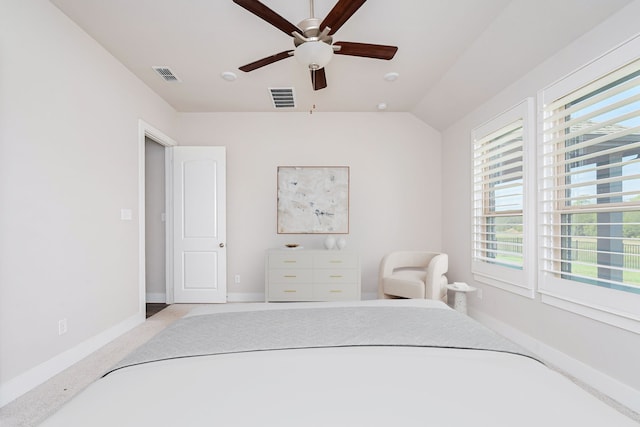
[{"x1": 39, "y1": 300, "x2": 638, "y2": 426}]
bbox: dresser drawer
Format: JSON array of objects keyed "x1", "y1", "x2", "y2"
[
  {"x1": 268, "y1": 252, "x2": 313, "y2": 269},
  {"x1": 313, "y1": 269, "x2": 359, "y2": 284},
  {"x1": 266, "y1": 249, "x2": 360, "y2": 302},
  {"x1": 268, "y1": 283, "x2": 313, "y2": 301},
  {"x1": 313, "y1": 283, "x2": 360, "y2": 301},
  {"x1": 313, "y1": 252, "x2": 358, "y2": 269},
  {"x1": 268, "y1": 269, "x2": 313, "y2": 284}
]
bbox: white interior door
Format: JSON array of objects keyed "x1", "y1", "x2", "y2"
[{"x1": 171, "y1": 146, "x2": 226, "y2": 303}]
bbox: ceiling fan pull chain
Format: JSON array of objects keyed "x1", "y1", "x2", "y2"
[{"x1": 312, "y1": 68, "x2": 317, "y2": 96}]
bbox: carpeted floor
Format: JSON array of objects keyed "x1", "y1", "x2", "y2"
[
  {"x1": 0, "y1": 304, "x2": 198, "y2": 427},
  {"x1": 1, "y1": 304, "x2": 638, "y2": 426}
]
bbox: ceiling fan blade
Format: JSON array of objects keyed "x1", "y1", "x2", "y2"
[
  {"x1": 233, "y1": 0, "x2": 302, "y2": 36},
  {"x1": 311, "y1": 68, "x2": 327, "y2": 91},
  {"x1": 334, "y1": 42, "x2": 398, "y2": 60},
  {"x1": 239, "y1": 50, "x2": 293, "y2": 72},
  {"x1": 320, "y1": 0, "x2": 367, "y2": 35}
]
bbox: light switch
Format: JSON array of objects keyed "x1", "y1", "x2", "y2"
[{"x1": 120, "y1": 209, "x2": 133, "y2": 221}]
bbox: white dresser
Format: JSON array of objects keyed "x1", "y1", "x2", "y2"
[{"x1": 265, "y1": 249, "x2": 361, "y2": 302}]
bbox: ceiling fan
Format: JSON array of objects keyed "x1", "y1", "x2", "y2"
[{"x1": 233, "y1": 0, "x2": 398, "y2": 90}]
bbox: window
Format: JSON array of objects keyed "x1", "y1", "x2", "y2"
[
  {"x1": 539, "y1": 37, "x2": 640, "y2": 332},
  {"x1": 472, "y1": 99, "x2": 535, "y2": 297}
]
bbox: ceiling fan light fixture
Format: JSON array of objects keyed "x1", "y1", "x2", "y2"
[{"x1": 294, "y1": 41, "x2": 333, "y2": 70}]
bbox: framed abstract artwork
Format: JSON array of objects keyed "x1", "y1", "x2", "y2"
[{"x1": 277, "y1": 166, "x2": 350, "y2": 234}]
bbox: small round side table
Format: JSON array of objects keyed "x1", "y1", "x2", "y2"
[{"x1": 446, "y1": 284, "x2": 477, "y2": 315}]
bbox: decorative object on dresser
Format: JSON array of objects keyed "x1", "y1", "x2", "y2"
[
  {"x1": 324, "y1": 235, "x2": 336, "y2": 249},
  {"x1": 277, "y1": 166, "x2": 349, "y2": 234},
  {"x1": 265, "y1": 249, "x2": 360, "y2": 302},
  {"x1": 378, "y1": 251, "x2": 449, "y2": 302}
]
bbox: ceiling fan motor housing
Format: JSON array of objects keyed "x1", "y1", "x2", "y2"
[{"x1": 294, "y1": 18, "x2": 333, "y2": 46}]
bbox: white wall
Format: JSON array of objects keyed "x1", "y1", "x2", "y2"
[
  {"x1": 175, "y1": 112, "x2": 443, "y2": 300},
  {"x1": 441, "y1": 0, "x2": 640, "y2": 406},
  {"x1": 0, "y1": 0, "x2": 176, "y2": 404}
]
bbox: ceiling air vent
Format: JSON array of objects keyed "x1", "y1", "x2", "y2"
[
  {"x1": 152, "y1": 66, "x2": 181, "y2": 82},
  {"x1": 269, "y1": 87, "x2": 295, "y2": 109}
]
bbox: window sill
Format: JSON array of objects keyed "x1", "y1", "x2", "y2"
[
  {"x1": 539, "y1": 279, "x2": 640, "y2": 334},
  {"x1": 472, "y1": 272, "x2": 535, "y2": 299}
]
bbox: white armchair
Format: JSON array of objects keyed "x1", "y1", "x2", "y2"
[{"x1": 378, "y1": 251, "x2": 449, "y2": 302}]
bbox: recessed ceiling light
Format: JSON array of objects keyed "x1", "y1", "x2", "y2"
[
  {"x1": 221, "y1": 71, "x2": 237, "y2": 82},
  {"x1": 377, "y1": 103, "x2": 388, "y2": 111},
  {"x1": 383, "y1": 72, "x2": 399, "y2": 82}
]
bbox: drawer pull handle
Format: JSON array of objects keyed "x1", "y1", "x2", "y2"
[
  {"x1": 330, "y1": 275, "x2": 344, "y2": 278},
  {"x1": 330, "y1": 290, "x2": 343, "y2": 293},
  {"x1": 284, "y1": 290, "x2": 297, "y2": 293},
  {"x1": 330, "y1": 260, "x2": 343, "y2": 264},
  {"x1": 284, "y1": 275, "x2": 297, "y2": 278},
  {"x1": 283, "y1": 260, "x2": 297, "y2": 263}
]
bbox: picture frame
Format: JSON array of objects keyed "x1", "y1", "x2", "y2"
[{"x1": 277, "y1": 166, "x2": 350, "y2": 234}]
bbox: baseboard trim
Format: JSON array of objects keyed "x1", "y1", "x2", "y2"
[
  {"x1": 145, "y1": 292, "x2": 166, "y2": 303},
  {"x1": 227, "y1": 292, "x2": 264, "y2": 302},
  {"x1": 361, "y1": 292, "x2": 377, "y2": 300},
  {"x1": 469, "y1": 308, "x2": 640, "y2": 414},
  {"x1": 0, "y1": 312, "x2": 144, "y2": 407},
  {"x1": 226, "y1": 292, "x2": 378, "y2": 303}
]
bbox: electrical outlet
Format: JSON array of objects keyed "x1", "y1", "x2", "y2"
[
  {"x1": 476, "y1": 288, "x2": 483, "y2": 300},
  {"x1": 234, "y1": 274, "x2": 241, "y2": 284},
  {"x1": 58, "y1": 318, "x2": 68, "y2": 335}
]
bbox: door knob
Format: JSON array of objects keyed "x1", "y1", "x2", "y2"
[{"x1": 219, "y1": 243, "x2": 225, "y2": 248}]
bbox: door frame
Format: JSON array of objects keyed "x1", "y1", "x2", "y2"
[{"x1": 138, "y1": 120, "x2": 177, "y2": 316}]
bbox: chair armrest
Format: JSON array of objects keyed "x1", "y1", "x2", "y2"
[
  {"x1": 378, "y1": 252, "x2": 397, "y2": 298},
  {"x1": 424, "y1": 254, "x2": 449, "y2": 300}
]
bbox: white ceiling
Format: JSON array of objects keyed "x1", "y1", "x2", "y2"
[{"x1": 50, "y1": 0, "x2": 632, "y2": 130}]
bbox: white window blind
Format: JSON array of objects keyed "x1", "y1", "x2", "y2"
[
  {"x1": 540, "y1": 58, "x2": 640, "y2": 298},
  {"x1": 473, "y1": 120, "x2": 524, "y2": 268},
  {"x1": 472, "y1": 99, "x2": 534, "y2": 297}
]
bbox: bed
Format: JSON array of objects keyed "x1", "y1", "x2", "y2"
[{"x1": 39, "y1": 299, "x2": 637, "y2": 426}]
